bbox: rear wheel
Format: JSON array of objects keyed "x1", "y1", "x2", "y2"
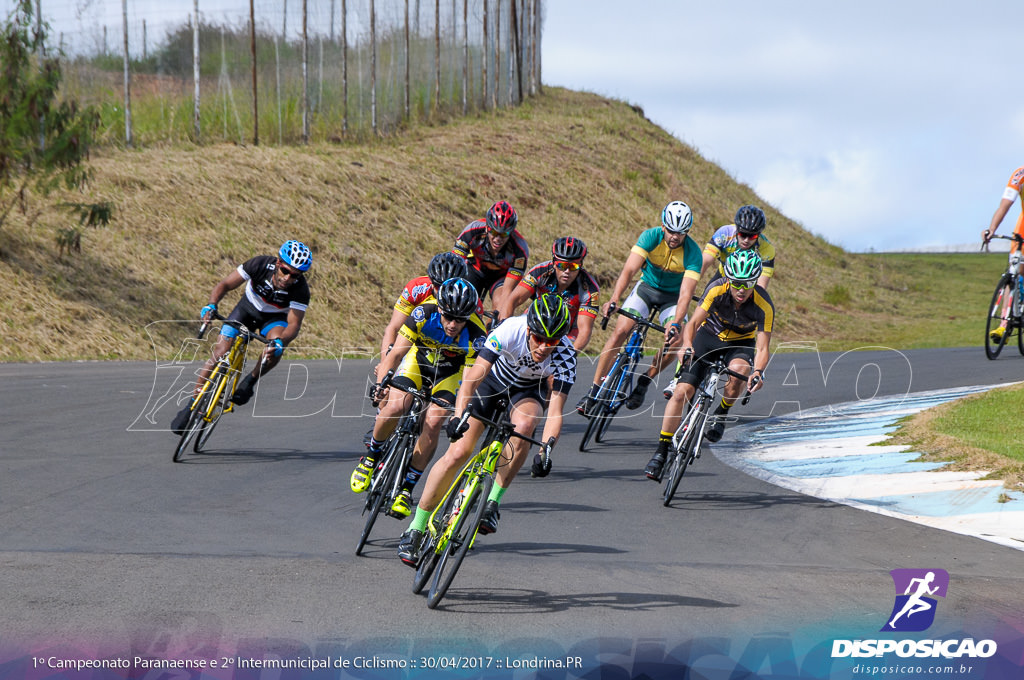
[
  {"x1": 580, "y1": 358, "x2": 628, "y2": 451},
  {"x1": 173, "y1": 391, "x2": 210, "y2": 462},
  {"x1": 427, "y1": 477, "x2": 490, "y2": 609},
  {"x1": 985, "y1": 274, "x2": 1012, "y2": 359}
]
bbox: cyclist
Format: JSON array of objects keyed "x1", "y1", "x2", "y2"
[
  {"x1": 375, "y1": 251, "x2": 469, "y2": 384},
  {"x1": 643, "y1": 250, "x2": 773, "y2": 481},
  {"x1": 171, "y1": 240, "x2": 312, "y2": 434},
  {"x1": 577, "y1": 201, "x2": 702, "y2": 416},
  {"x1": 397, "y1": 294, "x2": 576, "y2": 567},
  {"x1": 497, "y1": 236, "x2": 600, "y2": 351},
  {"x1": 351, "y1": 278, "x2": 486, "y2": 518},
  {"x1": 663, "y1": 204, "x2": 776, "y2": 398},
  {"x1": 452, "y1": 200, "x2": 529, "y2": 313},
  {"x1": 981, "y1": 167, "x2": 1024, "y2": 344}
]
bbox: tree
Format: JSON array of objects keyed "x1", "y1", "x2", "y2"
[{"x1": 0, "y1": 0, "x2": 101, "y2": 232}]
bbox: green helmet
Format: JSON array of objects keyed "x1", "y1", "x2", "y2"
[
  {"x1": 526, "y1": 293, "x2": 572, "y2": 340},
  {"x1": 723, "y1": 249, "x2": 763, "y2": 285}
]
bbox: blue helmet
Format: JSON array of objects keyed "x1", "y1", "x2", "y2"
[{"x1": 279, "y1": 240, "x2": 312, "y2": 272}]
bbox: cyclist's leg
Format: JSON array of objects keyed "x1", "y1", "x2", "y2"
[
  {"x1": 591, "y1": 282, "x2": 648, "y2": 392},
  {"x1": 644, "y1": 334, "x2": 709, "y2": 478},
  {"x1": 483, "y1": 390, "x2": 543, "y2": 533},
  {"x1": 705, "y1": 344, "x2": 755, "y2": 443}
]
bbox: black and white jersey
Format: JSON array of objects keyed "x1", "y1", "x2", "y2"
[
  {"x1": 477, "y1": 315, "x2": 576, "y2": 394},
  {"x1": 237, "y1": 255, "x2": 311, "y2": 314}
]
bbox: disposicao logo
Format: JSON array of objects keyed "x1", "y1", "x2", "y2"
[
  {"x1": 882, "y1": 568, "x2": 949, "y2": 632},
  {"x1": 831, "y1": 568, "x2": 997, "y2": 659}
]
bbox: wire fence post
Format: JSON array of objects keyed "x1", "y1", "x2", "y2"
[
  {"x1": 434, "y1": 0, "x2": 440, "y2": 112},
  {"x1": 121, "y1": 0, "x2": 132, "y2": 147},
  {"x1": 342, "y1": 0, "x2": 348, "y2": 133},
  {"x1": 250, "y1": 0, "x2": 258, "y2": 145},
  {"x1": 192, "y1": 0, "x2": 200, "y2": 141},
  {"x1": 370, "y1": 0, "x2": 377, "y2": 134},
  {"x1": 482, "y1": 0, "x2": 488, "y2": 110},
  {"x1": 404, "y1": 0, "x2": 410, "y2": 120},
  {"x1": 461, "y1": 0, "x2": 467, "y2": 115}
]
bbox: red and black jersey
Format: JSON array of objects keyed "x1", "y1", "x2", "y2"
[
  {"x1": 517, "y1": 260, "x2": 601, "y2": 326},
  {"x1": 452, "y1": 219, "x2": 529, "y2": 290}
]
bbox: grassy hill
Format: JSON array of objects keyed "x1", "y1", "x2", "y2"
[{"x1": 0, "y1": 87, "x2": 1008, "y2": 361}]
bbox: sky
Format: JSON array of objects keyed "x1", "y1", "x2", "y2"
[{"x1": 541, "y1": 0, "x2": 1024, "y2": 252}]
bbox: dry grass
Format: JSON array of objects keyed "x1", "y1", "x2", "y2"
[{"x1": 0, "y1": 87, "x2": 1005, "y2": 361}]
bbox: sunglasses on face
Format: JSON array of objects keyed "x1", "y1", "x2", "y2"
[
  {"x1": 488, "y1": 227, "x2": 512, "y2": 238},
  {"x1": 530, "y1": 334, "x2": 560, "y2": 347},
  {"x1": 553, "y1": 260, "x2": 581, "y2": 272},
  {"x1": 737, "y1": 232, "x2": 759, "y2": 241},
  {"x1": 440, "y1": 313, "x2": 469, "y2": 324},
  {"x1": 277, "y1": 262, "x2": 302, "y2": 277},
  {"x1": 730, "y1": 279, "x2": 756, "y2": 291}
]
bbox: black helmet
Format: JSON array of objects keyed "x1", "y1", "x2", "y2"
[
  {"x1": 734, "y1": 205, "x2": 766, "y2": 235},
  {"x1": 552, "y1": 236, "x2": 587, "y2": 262},
  {"x1": 427, "y1": 252, "x2": 469, "y2": 287},
  {"x1": 526, "y1": 294, "x2": 571, "y2": 340},
  {"x1": 436, "y1": 278, "x2": 478, "y2": 321}
]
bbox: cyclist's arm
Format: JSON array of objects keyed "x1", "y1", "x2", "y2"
[
  {"x1": 206, "y1": 270, "x2": 246, "y2": 315},
  {"x1": 699, "y1": 250, "x2": 717, "y2": 279},
  {"x1": 679, "y1": 305, "x2": 708, "y2": 356},
  {"x1": 601, "y1": 251, "x2": 645, "y2": 315},
  {"x1": 748, "y1": 330, "x2": 772, "y2": 393},
  {"x1": 668, "y1": 276, "x2": 699, "y2": 334},
  {"x1": 572, "y1": 313, "x2": 596, "y2": 352},
  {"x1": 498, "y1": 280, "x2": 533, "y2": 321},
  {"x1": 377, "y1": 333, "x2": 414, "y2": 378},
  {"x1": 377, "y1": 309, "x2": 409, "y2": 376},
  {"x1": 277, "y1": 308, "x2": 305, "y2": 345},
  {"x1": 539, "y1": 389, "x2": 569, "y2": 444},
  {"x1": 453, "y1": 355, "x2": 492, "y2": 419},
  {"x1": 985, "y1": 196, "x2": 1016, "y2": 240}
]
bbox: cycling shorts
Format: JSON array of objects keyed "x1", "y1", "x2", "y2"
[
  {"x1": 622, "y1": 281, "x2": 678, "y2": 326},
  {"x1": 676, "y1": 327, "x2": 754, "y2": 389},
  {"x1": 221, "y1": 299, "x2": 289, "y2": 339},
  {"x1": 393, "y1": 350, "x2": 461, "y2": 404},
  {"x1": 468, "y1": 372, "x2": 546, "y2": 422}
]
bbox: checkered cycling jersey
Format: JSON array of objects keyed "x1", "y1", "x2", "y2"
[
  {"x1": 477, "y1": 315, "x2": 576, "y2": 395},
  {"x1": 238, "y1": 255, "x2": 310, "y2": 313}
]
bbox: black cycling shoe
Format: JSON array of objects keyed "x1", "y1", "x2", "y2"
[
  {"x1": 478, "y1": 501, "x2": 501, "y2": 535},
  {"x1": 231, "y1": 374, "x2": 257, "y2": 405},
  {"x1": 397, "y1": 529, "x2": 424, "y2": 568},
  {"x1": 171, "y1": 406, "x2": 191, "y2": 435},
  {"x1": 575, "y1": 393, "x2": 594, "y2": 418},
  {"x1": 644, "y1": 452, "x2": 666, "y2": 481},
  {"x1": 704, "y1": 420, "x2": 726, "y2": 443},
  {"x1": 625, "y1": 375, "x2": 652, "y2": 410}
]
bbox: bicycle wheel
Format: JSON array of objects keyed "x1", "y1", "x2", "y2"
[
  {"x1": 412, "y1": 475, "x2": 464, "y2": 594},
  {"x1": 596, "y1": 364, "x2": 632, "y2": 443},
  {"x1": 356, "y1": 433, "x2": 409, "y2": 556},
  {"x1": 427, "y1": 476, "x2": 491, "y2": 609},
  {"x1": 985, "y1": 274, "x2": 1012, "y2": 359},
  {"x1": 193, "y1": 371, "x2": 233, "y2": 453},
  {"x1": 579, "y1": 357, "x2": 627, "y2": 452},
  {"x1": 662, "y1": 400, "x2": 705, "y2": 507},
  {"x1": 173, "y1": 391, "x2": 211, "y2": 462}
]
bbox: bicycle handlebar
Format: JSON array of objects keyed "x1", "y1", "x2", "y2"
[
  {"x1": 197, "y1": 311, "x2": 271, "y2": 345},
  {"x1": 981, "y1": 233, "x2": 1024, "y2": 251},
  {"x1": 681, "y1": 356, "x2": 758, "y2": 406},
  {"x1": 599, "y1": 304, "x2": 667, "y2": 334},
  {"x1": 374, "y1": 370, "x2": 456, "y2": 410},
  {"x1": 457, "y1": 408, "x2": 550, "y2": 451}
]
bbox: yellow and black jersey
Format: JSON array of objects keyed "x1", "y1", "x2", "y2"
[
  {"x1": 398, "y1": 303, "x2": 488, "y2": 372},
  {"x1": 698, "y1": 278, "x2": 774, "y2": 342}
]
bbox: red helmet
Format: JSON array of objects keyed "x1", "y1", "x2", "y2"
[{"x1": 485, "y1": 201, "x2": 518, "y2": 235}]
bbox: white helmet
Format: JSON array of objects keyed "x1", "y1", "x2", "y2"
[{"x1": 661, "y1": 201, "x2": 693, "y2": 234}]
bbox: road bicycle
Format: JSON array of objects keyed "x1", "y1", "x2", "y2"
[
  {"x1": 983, "y1": 234, "x2": 1024, "y2": 359},
  {"x1": 355, "y1": 371, "x2": 453, "y2": 556},
  {"x1": 173, "y1": 312, "x2": 270, "y2": 462},
  {"x1": 579, "y1": 305, "x2": 665, "y2": 452},
  {"x1": 412, "y1": 403, "x2": 552, "y2": 609},
  {"x1": 660, "y1": 356, "x2": 754, "y2": 507}
]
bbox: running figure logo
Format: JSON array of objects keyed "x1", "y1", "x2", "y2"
[{"x1": 881, "y1": 568, "x2": 949, "y2": 632}]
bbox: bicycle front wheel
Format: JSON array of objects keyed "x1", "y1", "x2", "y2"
[
  {"x1": 356, "y1": 433, "x2": 409, "y2": 556},
  {"x1": 194, "y1": 372, "x2": 233, "y2": 453},
  {"x1": 412, "y1": 475, "x2": 464, "y2": 594},
  {"x1": 427, "y1": 477, "x2": 490, "y2": 609},
  {"x1": 663, "y1": 400, "x2": 705, "y2": 507},
  {"x1": 985, "y1": 274, "x2": 1012, "y2": 359},
  {"x1": 173, "y1": 391, "x2": 211, "y2": 462},
  {"x1": 596, "y1": 359, "x2": 633, "y2": 444}
]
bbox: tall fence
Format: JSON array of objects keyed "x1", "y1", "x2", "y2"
[{"x1": 5, "y1": 0, "x2": 543, "y2": 146}]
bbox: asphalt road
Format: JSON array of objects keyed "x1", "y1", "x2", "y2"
[{"x1": 1, "y1": 346, "x2": 1022, "y2": 668}]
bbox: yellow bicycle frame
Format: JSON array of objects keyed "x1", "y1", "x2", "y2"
[
  {"x1": 191, "y1": 331, "x2": 249, "y2": 423},
  {"x1": 426, "y1": 436, "x2": 508, "y2": 548}
]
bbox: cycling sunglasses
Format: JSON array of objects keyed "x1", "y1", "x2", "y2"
[
  {"x1": 487, "y1": 226, "x2": 514, "y2": 237},
  {"x1": 277, "y1": 262, "x2": 302, "y2": 277},
  {"x1": 729, "y1": 278, "x2": 757, "y2": 291},
  {"x1": 737, "y1": 231, "x2": 759, "y2": 241},
  {"x1": 530, "y1": 334, "x2": 561, "y2": 347},
  {"x1": 553, "y1": 260, "x2": 581, "y2": 272}
]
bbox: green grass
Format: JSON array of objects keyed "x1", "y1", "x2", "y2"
[{"x1": 930, "y1": 386, "x2": 1024, "y2": 463}]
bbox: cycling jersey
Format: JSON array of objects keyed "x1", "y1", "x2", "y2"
[
  {"x1": 238, "y1": 255, "x2": 310, "y2": 313},
  {"x1": 1000, "y1": 166, "x2": 1024, "y2": 249},
  {"x1": 630, "y1": 227, "x2": 702, "y2": 293},
  {"x1": 453, "y1": 220, "x2": 530, "y2": 292},
  {"x1": 477, "y1": 315, "x2": 576, "y2": 395},
  {"x1": 395, "y1": 303, "x2": 488, "y2": 397},
  {"x1": 697, "y1": 278, "x2": 775, "y2": 342},
  {"x1": 394, "y1": 275, "x2": 435, "y2": 316},
  {"x1": 517, "y1": 260, "x2": 600, "y2": 338},
  {"x1": 704, "y1": 225, "x2": 777, "y2": 279}
]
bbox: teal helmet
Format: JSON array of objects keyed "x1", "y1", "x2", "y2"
[
  {"x1": 526, "y1": 293, "x2": 571, "y2": 340},
  {"x1": 723, "y1": 249, "x2": 763, "y2": 285}
]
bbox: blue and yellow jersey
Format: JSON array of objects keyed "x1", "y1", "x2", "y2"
[
  {"x1": 398, "y1": 303, "x2": 488, "y2": 371},
  {"x1": 630, "y1": 227, "x2": 703, "y2": 293},
  {"x1": 698, "y1": 278, "x2": 775, "y2": 342},
  {"x1": 704, "y1": 225, "x2": 777, "y2": 280}
]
